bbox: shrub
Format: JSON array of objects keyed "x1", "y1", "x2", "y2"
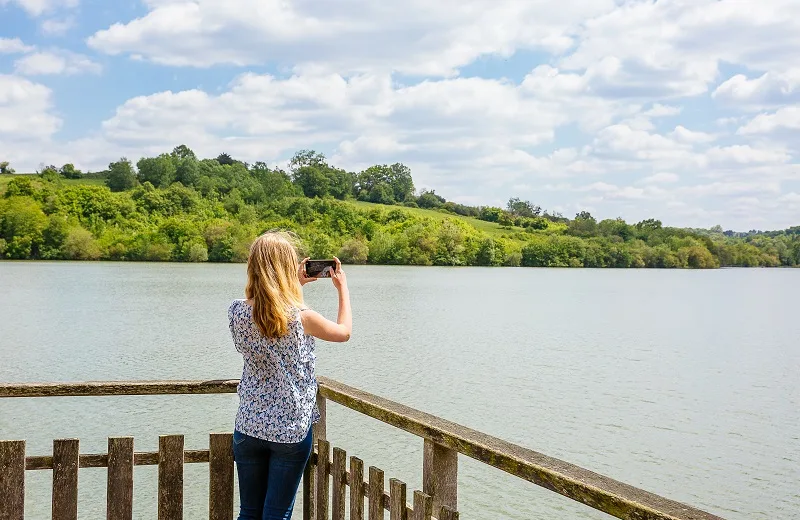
[
  {"x1": 338, "y1": 238, "x2": 369, "y2": 264},
  {"x1": 63, "y1": 227, "x2": 101, "y2": 260}
]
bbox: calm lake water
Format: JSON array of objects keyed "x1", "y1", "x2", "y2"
[{"x1": 0, "y1": 262, "x2": 798, "y2": 520}]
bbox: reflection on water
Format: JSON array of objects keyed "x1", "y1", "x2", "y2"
[{"x1": 0, "y1": 262, "x2": 798, "y2": 519}]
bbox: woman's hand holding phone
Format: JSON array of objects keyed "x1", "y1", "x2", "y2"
[{"x1": 298, "y1": 257, "x2": 318, "y2": 286}]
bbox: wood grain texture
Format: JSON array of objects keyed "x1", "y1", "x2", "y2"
[
  {"x1": 158, "y1": 435, "x2": 184, "y2": 520},
  {"x1": 368, "y1": 467, "x2": 384, "y2": 520},
  {"x1": 332, "y1": 447, "x2": 346, "y2": 520},
  {"x1": 0, "y1": 440, "x2": 25, "y2": 520},
  {"x1": 422, "y1": 440, "x2": 457, "y2": 514},
  {"x1": 316, "y1": 440, "x2": 330, "y2": 520},
  {"x1": 52, "y1": 439, "x2": 79, "y2": 520},
  {"x1": 209, "y1": 433, "x2": 234, "y2": 520},
  {"x1": 107, "y1": 437, "x2": 134, "y2": 520},
  {"x1": 412, "y1": 491, "x2": 432, "y2": 520},
  {"x1": 349, "y1": 457, "x2": 364, "y2": 520},
  {"x1": 389, "y1": 479, "x2": 406, "y2": 520}
]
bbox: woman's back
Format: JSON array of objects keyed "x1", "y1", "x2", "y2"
[{"x1": 228, "y1": 299, "x2": 318, "y2": 443}]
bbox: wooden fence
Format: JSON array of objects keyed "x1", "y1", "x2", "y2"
[{"x1": 0, "y1": 378, "x2": 724, "y2": 520}]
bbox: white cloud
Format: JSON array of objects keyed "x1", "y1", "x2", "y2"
[
  {"x1": 561, "y1": 0, "x2": 800, "y2": 98},
  {"x1": 641, "y1": 172, "x2": 680, "y2": 184},
  {"x1": 41, "y1": 16, "x2": 76, "y2": 35},
  {"x1": 0, "y1": 0, "x2": 78, "y2": 16},
  {"x1": 644, "y1": 104, "x2": 682, "y2": 117},
  {"x1": 705, "y1": 145, "x2": 790, "y2": 165},
  {"x1": 14, "y1": 50, "x2": 101, "y2": 76},
  {"x1": 0, "y1": 37, "x2": 35, "y2": 54},
  {"x1": 4, "y1": 0, "x2": 800, "y2": 229},
  {"x1": 737, "y1": 106, "x2": 800, "y2": 135},
  {"x1": 87, "y1": 0, "x2": 616, "y2": 75},
  {"x1": 713, "y1": 71, "x2": 800, "y2": 108},
  {"x1": 0, "y1": 74, "x2": 61, "y2": 140},
  {"x1": 670, "y1": 125, "x2": 716, "y2": 144}
]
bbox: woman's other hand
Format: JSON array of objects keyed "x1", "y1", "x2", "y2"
[{"x1": 298, "y1": 257, "x2": 317, "y2": 286}]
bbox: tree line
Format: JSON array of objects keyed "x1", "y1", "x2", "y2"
[{"x1": 0, "y1": 146, "x2": 798, "y2": 268}]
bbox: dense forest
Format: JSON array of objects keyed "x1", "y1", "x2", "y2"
[{"x1": 0, "y1": 147, "x2": 798, "y2": 268}]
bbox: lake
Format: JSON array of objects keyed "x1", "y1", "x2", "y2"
[{"x1": 0, "y1": 262, "x2": 798, "y2": 520}]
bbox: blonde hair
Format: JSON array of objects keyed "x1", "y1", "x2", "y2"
[{"x1": 245, "y1": 231, "x2": 304, "y2": 338}]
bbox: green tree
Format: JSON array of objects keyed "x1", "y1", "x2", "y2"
[
  {"x1": 417, "y1": 190, "x2": 445, "y2": 208},
  {"x1": 507, "y1": 197, "x2": 540, "y2": 217},
  {"x1": 137, "y1": 154, "x2": 176, "y2": 188},
  {"x1": 368, "y1": 182, "x2": 395, "y2": 204},
  {"x1": 338, "y1": 237, "x2": 369, "y2": 264},
  {"x1": 106, "y1": 158, "x2": 137, "y2": 192},
  {"x1": 0, "y1": 197, "x2": 48, "y2": 258},
  {"x1": 289, "y1": 150, "x2": 327, "y2": 172},
  {"x1": 63, "y1": 227, "x2": 101, "y2": 260},
  {"x1": 568, "y1": 211, "x2": 597, "y2": 237},
  {"x1": 0, "y1": 161, "x2": 15, "y2": 174},
  {"x1": 60, "y1": 163, "x2": 82, "y2": 179},
  {"x1": 216, "y1": 153, "x2": 235, "y2": 166},
  {"x1": 172, "y1": 144, "x2": 197, "y2": 161},
  {"x1": 357, "y1": 164, "x2": 415, "y2": 203},
  {"x1": 5, "y1": 176, "x2": 35, "y2": 197}
]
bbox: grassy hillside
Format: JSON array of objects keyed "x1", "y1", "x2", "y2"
[{"x1": 1, "y1": 172, "x2": 797, "y2": 267}]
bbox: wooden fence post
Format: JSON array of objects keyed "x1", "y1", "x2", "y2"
[
  {"x1": 0, "y1": 440, "x2": 25, "y2": 520},
  {"x1": 412, "y1": 491, "x2": 432, "y2": 520},
  {"x1": 368, "y1": 467, "x2": 384, "y2": 520},
  {"x1": 389, "y1": 479, "x2": 407, "y2": 520},
  {"x1": 303, "y1": 458, "x2": 314, "y2": 520},
  {"x1": 52, "y1": 439, "x2": 79, "y2": 520},
  {"x1": 349, "y1": 457, "x2": 364, "y2": 520},
  {"x1": 316, "y1": 439, "x2": 330, "y2": 520},
  {"x1": 422, "y1": 440, "x2": 457, "y2": 514},
  {"x1": 209, "y1": 433, "x2": 234, "y2": 520},
  {"x1": 158, "y1": 435, "x2": 184, "y2": 520},
  {"x1": 314, "y1": 394, "x2": 327, "y2": 445},
  {"x1": 107, "y1": 437, "x2": 134, "y2": 520},
  {"x1": 332, "y1": 448, "x2": 346, "y2": 520}
]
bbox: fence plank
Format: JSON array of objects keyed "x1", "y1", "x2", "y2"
[
  {"x1": 158, "y1": 435, "x2": 184, "y2": 520},
  {"x1": 438, "y1": 506, "x2": 458, "y2": 520},
  {"x1": 389, "y1": 479, "x2": 406, "y2": 520},
  {"x1": 422, "y1": 439, "x2": 458, "y2": 515},
  {"x1": 349, "y1": 457, "x2": 364, "y2": 520},
  {"x1": 0, "y1": 440, "x2": 25, "y2": 520},
  {"x1": 107, "y1": 437, "x2": 134, "y2": 520},
  {"x1": 52, "y1": 439, "x2": 79, "y2": 520},
  {"x1": 368, "y1": 467, "x2": 384, "y2": 520},
  {"x1": 303, "y1": 456, "x2": 315, "y2": 520},
  {"x1": 316, "y1": 440, "x2": 330, "y2": 520},
  {"x1": 332, "y1": 448, "x2": 346, "y2": 520},
  {"x1": 209, "y1": 433, "x2": 234, "y2": 520},
  {"x1": 412, "y1": 491, "x2": 432, "y2": 520}
]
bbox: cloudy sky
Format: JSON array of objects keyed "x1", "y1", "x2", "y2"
[{"x1": 1, "y1": 0, "x2": 799, "y2": 230}]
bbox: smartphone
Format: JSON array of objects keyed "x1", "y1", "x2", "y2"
[{"x1": 305, "y1": 259, "x2": 336, "y2": 278}]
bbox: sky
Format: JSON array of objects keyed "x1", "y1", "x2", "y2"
[{"x1": 1, "y1": 0, "x2": 799, "y2": 231}]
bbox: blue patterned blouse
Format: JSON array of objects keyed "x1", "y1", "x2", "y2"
[{"x1": 228, "y1": 299, "x2": 319, "y2": 443}]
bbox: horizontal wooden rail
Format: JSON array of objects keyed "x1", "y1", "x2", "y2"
[
  {"x1": 0, "y1": 379, "x2": 238, "y2": 397},
  {"x1": 24, "y1": 449, "x2": 211, "y2": 470},
  {"x1": 0, "y1": 378, "x2": 724, "y2": 520}
]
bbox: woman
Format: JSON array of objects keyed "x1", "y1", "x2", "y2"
[{"x1": 228, "y1": 231, "x2": 352, "y2": 520}]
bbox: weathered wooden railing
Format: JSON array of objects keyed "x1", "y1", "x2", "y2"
[{"x1": 0, "y1": 378, "x2": 724, "y2": 520}]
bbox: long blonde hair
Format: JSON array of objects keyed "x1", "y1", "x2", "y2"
[{"x1": 245, "y1": 231, "x2": 304, "y2": 338}]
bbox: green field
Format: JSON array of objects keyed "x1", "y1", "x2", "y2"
[{"x1": 351, "y1": 200, "x2": 515, "y2": 238}]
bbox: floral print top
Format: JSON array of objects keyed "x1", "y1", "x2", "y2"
[{"x1": 228, "y1": 299, "x2": 319, "y2": 443}]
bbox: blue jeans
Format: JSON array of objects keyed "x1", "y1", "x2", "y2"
[{"x1": 232, "y1": 429, "x2": 313, "y2": 520}]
